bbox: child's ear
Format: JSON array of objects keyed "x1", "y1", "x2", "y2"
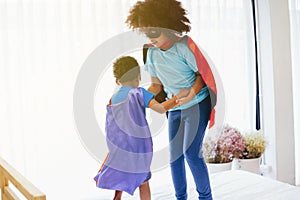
[{"x1": 116, "y1": 79, "x2": 121, "y2": 85}]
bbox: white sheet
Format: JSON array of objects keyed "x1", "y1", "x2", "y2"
[
  {"x1": 87, "y1": 170, "x2": 300, "y2": 200},
  {"x1": 210, "y1": 170, "x2": 300, "y2": 200}
]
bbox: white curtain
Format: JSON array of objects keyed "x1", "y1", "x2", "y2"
[
  {"x1": 289, "y1": 0, "x2": 300, "y2": 186},
  {"x1": 183, "y1": 0, "x2": 256, "y2": 130},
  {"x1": 0, "y1": 0, "x2": 255, "y2": 199}
]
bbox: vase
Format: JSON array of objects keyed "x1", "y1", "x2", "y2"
[
  {"x1": 206, "y1": 162, "x2": 232, "y2": 174},
  {"x1": 238, "y1": 157, "x2": 261, "y2": 174}
]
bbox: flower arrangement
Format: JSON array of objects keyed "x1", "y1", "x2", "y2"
[
  {"x1": 242, "y1": 130, "x2": 267, "y2": 159},
  {"x1": 203, "y1": 124, "x2": 246, "y2": 163}
]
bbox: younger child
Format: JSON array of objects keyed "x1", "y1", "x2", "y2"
[{"x1": 94, "y1": 56, "x2": 179, "y2": 200}]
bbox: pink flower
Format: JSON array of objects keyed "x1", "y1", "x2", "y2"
[{"x1": 203, "y1": 124, "x2": 246, "y2": 163}]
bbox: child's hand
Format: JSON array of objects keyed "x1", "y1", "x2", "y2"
[
  {"x1": 165, "y1": 94, "x2": 180, "y2": 107},
  {"x1": 171, "y1": 94, "x2": 180, "y2": 107},
  {"x1": 175, "y1": 88, "x2": 190, "y2": 99},
  {"x1": 176, "y1": 95, "x2": 193, "y2": 106}
]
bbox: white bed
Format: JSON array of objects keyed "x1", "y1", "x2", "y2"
[
  {"x1": 210, "y1": 170, "x2": 300, "y2": 200},
  {"x1": 88, "y1": 170, "x2": 300, "y2": 200}
]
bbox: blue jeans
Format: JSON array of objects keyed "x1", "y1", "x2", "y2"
[{"x1": 168, "y1": 96, "x2": 212, "y2": 200}]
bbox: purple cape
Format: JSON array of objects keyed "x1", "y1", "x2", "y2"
[{"x1": 94, "y1": 88, "x2": 153, "y2": 195}]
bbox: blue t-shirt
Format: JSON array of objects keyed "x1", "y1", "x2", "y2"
[
  {"x1": 112, "y1": 86, "x2": 155, "y2": 107},
  {"x1": 145, "y1": 36, "x2": 209, "y2": 111}
]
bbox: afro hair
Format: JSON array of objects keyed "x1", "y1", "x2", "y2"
[{"x1": 126, "y1": 0, "x2": 191, "y2": 34}]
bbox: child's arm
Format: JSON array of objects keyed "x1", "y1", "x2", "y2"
[
  {"x1": 147, "y1": 77, "x2": 163, "y2": 95},
  {"x1": 148, "y1": 95, "x2": 178, "y2": 114},
  {"x1": 176, "y1": 71, "x2": 205, "y2": 105}
]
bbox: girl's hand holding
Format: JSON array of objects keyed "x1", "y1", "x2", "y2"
[
  {"x1": 175, "y1": 87, "x2": 199, "y2": 106},
  {"x1": 176, "y1": 95, "x2": 193, "y2": 106},
  {"x1": 165, "y1": 94, "x2": 180, "y2": 106}
]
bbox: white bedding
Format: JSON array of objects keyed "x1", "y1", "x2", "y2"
[
  {"x1": 88, "y1": 170, "x2": 300, "y2": 200},
  {"x1": 210, "y1": 170, "x2": 300, "y2": 200}
]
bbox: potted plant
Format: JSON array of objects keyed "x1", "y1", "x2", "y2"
[
  {"x1": 238, "y1": 130, "x2": 267, "y2": 174},
  {"x1": 203, "y1": 124, "x2": 246, "y2": 173}
]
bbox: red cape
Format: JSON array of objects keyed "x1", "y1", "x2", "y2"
[{"x1": 186, "y1": 36, "x2": 217, "y2": 128}]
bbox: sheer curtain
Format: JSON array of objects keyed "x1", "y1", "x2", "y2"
[
  {"x1": 0, "y1": 0, "x2": 135, "y2": 199},
  {"x1": 289, "y1": 0, "x2": 300, "y2": 186},
  {"x1": 182, "y1": 0, "x2": 256, "y2": 130},
  {"x1": 0, "y1": 0, "x2": 255, "y2": 199}
]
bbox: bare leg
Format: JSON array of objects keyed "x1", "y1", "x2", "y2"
[
  {"x1": 139, "y1": 181, "x2": 151, "y2": 200},
  {"x1": 113, "y1": 190, "x2": 122, "y2": 200}
]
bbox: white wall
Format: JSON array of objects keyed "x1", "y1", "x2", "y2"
[
  {"x1": 289, "y1": 0, "x2": 300, "y2": 186},
  {"x1": 258, "y1": 0, "x2": 295, "y2": 184}
]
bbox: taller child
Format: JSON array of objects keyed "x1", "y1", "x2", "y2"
[{"x1": 126, "y1": 0, "x2": 217, "y2": 200}]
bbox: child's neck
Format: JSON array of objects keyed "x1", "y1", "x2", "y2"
[
  {"x1": 160, "y1": 40, "x2": 174, "y2": 50},
  {"x1": 160, "y1": 36, "x2": 180, "y2": 50}
]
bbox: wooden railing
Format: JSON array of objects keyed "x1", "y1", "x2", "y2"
[{"x1": 0, "y1": 157, "x2": 46, "y2": 200}]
